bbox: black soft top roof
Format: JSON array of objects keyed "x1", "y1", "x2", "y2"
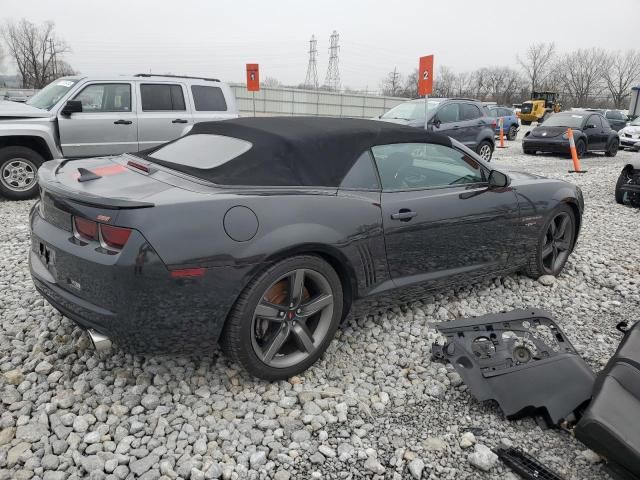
[{"x1": 142, "y1": 116, "x2": 452, "y2": 187}]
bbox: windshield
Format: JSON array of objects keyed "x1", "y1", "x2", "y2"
[
  {"x1": 26, "y1": 78, "x2": 78, "y2": 110},
  {"x1": 381, "y1": 100, "x2": 441, "y2": 121},
  {"x1": 542, "y1": 113, "x2": 585, "y2": 129}
]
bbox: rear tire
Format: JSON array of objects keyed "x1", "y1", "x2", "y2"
[
  {"x1": 507, "y1": 125, "x2": 518, "y2": 141},
  {"x1": 221, "y1": 255, "x2": 343, "y2": 380},
  {"x1": 476, "y1": 140, "x2": 493, "y2": 162},
  {"x1": 605, "y1": 139, "x2": 619, "y2": 157},
  {"x1": 524, "y1": 204, "x2": 576, "y2": 279},
  {"x1": 0, "y1": 146, "x2": 44, "y2": 200},
  {"x1": 521, "y1": 120, "x2": 532, "y2": 126}
]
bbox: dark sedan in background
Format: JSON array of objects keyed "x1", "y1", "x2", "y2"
[
  {"x1": 522, "y1": 111, "x2": 619, "y2": 157},
  {"x1": 30, "y1": 117, "x2": 583, "y2": 379}
]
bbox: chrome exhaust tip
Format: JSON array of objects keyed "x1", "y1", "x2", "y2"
[{"x1": 88, "y1": 329, "x2": 112, "y2": 354}]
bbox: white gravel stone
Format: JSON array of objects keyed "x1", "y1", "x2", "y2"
[
  {"x1": 408, "y1": 458, "x2": 425, "y2": 479},
  {"x1": 468, "y1": 444, "x2": 499, "y2": 472},
  {"x1": 459, "y1": 432, "x2": 476, "y2": 449}
]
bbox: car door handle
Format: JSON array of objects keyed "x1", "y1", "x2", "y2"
[
  {"x1": 172, "y1": 119, "x2": 188, "y2": 124},
  {"x1": 114, "y1": 120, "x2": 132, "y2": 125},
  {"x1": 391, "y1": 209, "x2": 417, "y2": 221}
]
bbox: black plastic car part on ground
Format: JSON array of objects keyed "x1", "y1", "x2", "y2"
[
  {"x1": 574, "y1": 320, "x2": 640, "y2": 480},
  {"x1": 522, "y1": 111, "x2": 620, "y2": 157},
  {"x1": 434, "y1": 309, "x2": 640, "y2": 480},
  {"x1": 30, "y1": 117, "x2": 583, "y2": 379},
  {"x1": 615, "y1": 158, "x2": 640, "y2": 207},
  {"x1": 431, "y1": 309, "x2": 595, "y2": 428}
]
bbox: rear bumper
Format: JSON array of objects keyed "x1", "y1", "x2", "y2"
[
  {"x1": 29, "y1": 205, "x2": 250, "y2": 353},
  {"x1": 522, "y1": 137, "x2": 570, "y2": 154}
]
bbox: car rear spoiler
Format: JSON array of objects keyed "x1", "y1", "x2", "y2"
[{"x1": 38, "y1": 160, "x2": 155, "y2": 209}]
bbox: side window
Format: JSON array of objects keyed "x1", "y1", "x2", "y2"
[
  {"x1": 487, "y1": 108, "x2": 498, "y2": 118},
  {"x1": 437, "y1": 103, "x2": 459, "y2": 123},
  {"x1": 371, "y1": 143, "x2": 486, "y2": 191},
  {"x1": 140, "y1": 84, "x2": 186, "y2": 111},
  {"x1": 340, "y1": 151, "x2": 380, "y2": 190},
  {"x1": 460, "y1": 103, "x2": 482, "y2": 120},
  {"x1": 73, "y1": 84, "x2": 131, "y2": 112},
  {"x1": 191, "y1": 86, "x2": 228, "y2": 111},
  {"x1": 588, "y1": 115, "x2": 602, "y2": 128}
]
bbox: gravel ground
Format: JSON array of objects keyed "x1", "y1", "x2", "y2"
[{"x1": 1, "y1": 129, "x2": 639, "y2": 480}]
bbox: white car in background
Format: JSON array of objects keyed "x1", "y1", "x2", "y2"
[{"x1": 619, "y1": 116, "x2": 640, "y2": 151}]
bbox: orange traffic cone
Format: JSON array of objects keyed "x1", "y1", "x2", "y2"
[
  {"x1": 496, "y1": 117, "x2": 507, "y2": 149},
  {"x1": 567, "y1": 128, "x2": 587, "y2": 173}
]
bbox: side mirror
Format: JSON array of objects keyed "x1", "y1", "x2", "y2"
[
  {"x1": 61, "y1": 100, "x2": 83, "y2": 116},
  {"x1": 431, "y1": 117, "x2": 441, "y2": 129},
  {"x1": 488, "y1": 170, "x2": 509, "y2": 189}
]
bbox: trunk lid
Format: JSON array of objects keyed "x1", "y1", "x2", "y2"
[{"x1": 38, "y1": 155, "x2": 176, "y2": 209}]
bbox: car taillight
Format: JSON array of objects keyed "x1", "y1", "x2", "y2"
[
  {"x1": 100, "y1": 224, "x2": 132, "y2": 249},
  {"x1": 491, "y1": 121, "x2": 497, "y2": 129},
  {"x1": 73, "y1": 216, "x2": 132, "y2": 250},
  {"x1": 74, "y1": 217, "x2": 98, "y2": 241}
]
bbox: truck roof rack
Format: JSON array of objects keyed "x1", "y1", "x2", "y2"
[{"x1": 134, "y1": 74, "x2": 220, "y2": 82}]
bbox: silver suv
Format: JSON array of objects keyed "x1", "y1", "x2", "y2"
[{"x1": 0, "y1": 74, "x2": 239, "y2": 200}]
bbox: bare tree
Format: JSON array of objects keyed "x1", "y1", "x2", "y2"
[
  {"x1": 381, "y1": 67, "x2": 403, "y2": 96},
  {"x1": 517, "y1": 42, "x2": 556, "y2": 92},
  {"x1": 2, "y1": 19, "x2": 72, "y2": 88},
  {"x1": 402, "y1": 68, "x2": 418, "y2": 98},
  {"x1": 558, "y1": 48, "x2": 607, "y2": 107},
  {"x1": 602, "y1": 50, "x2": 640, "y2": 108},
  {"x1": 432, "y1": 66, "x2": 457, "y2": 98},
  {"x1": 261, "y1": 76, "x2": 281, "y2": 88}
]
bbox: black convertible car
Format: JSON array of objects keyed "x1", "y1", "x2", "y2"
[
  {"x1": 522, "y1": 111, "x2": 619, "y2": 157},
  {"x1": 30, "y1": 117, "x2": 583, "y2": 379}
]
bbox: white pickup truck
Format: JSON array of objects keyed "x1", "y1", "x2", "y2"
[{"x1": 0, "y1": 74, "x2": 239, "y2": 200}]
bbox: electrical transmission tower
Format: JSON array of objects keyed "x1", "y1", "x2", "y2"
[
  {"x1": 324, "y1": 30, "x2": 340, "y2": 91},
  {"x1": 303, "y1": 35, "x2": 319, "y2": 89}
]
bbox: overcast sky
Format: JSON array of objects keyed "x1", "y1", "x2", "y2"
[{"x1": 2, "y1": 0, "x2": 638, "y2": 90}]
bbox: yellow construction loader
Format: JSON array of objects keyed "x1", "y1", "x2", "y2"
[{"x1": 518, "y1": 91, "x2": 561, "y2": 125}]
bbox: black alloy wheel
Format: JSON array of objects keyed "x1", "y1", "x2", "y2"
[
  {"x1": 524, "y1": 204, "x2": 576, "y2": 278},
  {"x1": 221, "y1": 255, "x2": 342, "y2": 380},
  {"x1": 540, "y1": 211, "x2": 574, "y2": 274}
]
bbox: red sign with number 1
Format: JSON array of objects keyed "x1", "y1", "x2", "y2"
[{"x1": 418, "y1": 55, "x2": 434, "y2": 96}]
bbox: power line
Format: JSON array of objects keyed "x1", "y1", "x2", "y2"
[
  {"x1": 324, "y1": 30, "x2": 340, "y2": 91},
  {"x1": 303, "y1": 35, "x2": 319, "y2": 89}
]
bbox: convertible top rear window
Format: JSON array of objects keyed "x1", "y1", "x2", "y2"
[{"x1": 149, "y1": 134, "x2": 252, "y2": 169}]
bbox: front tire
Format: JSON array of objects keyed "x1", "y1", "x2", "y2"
[
  {"x1": 476, "y1": 140, "x2": 493, "y2": 162},
  {"x1": 575, "y1": 139, "x2": 587, "y2": 158},
  {"x1": 525, "y1": 204, "x2": 576, "y2": 279},
  {"x1": 0, "y1": 146, "x2": 44, "y2": 200},
  {"x1": 221, "y1": 255, "x2": 343, "y2": 380}
]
